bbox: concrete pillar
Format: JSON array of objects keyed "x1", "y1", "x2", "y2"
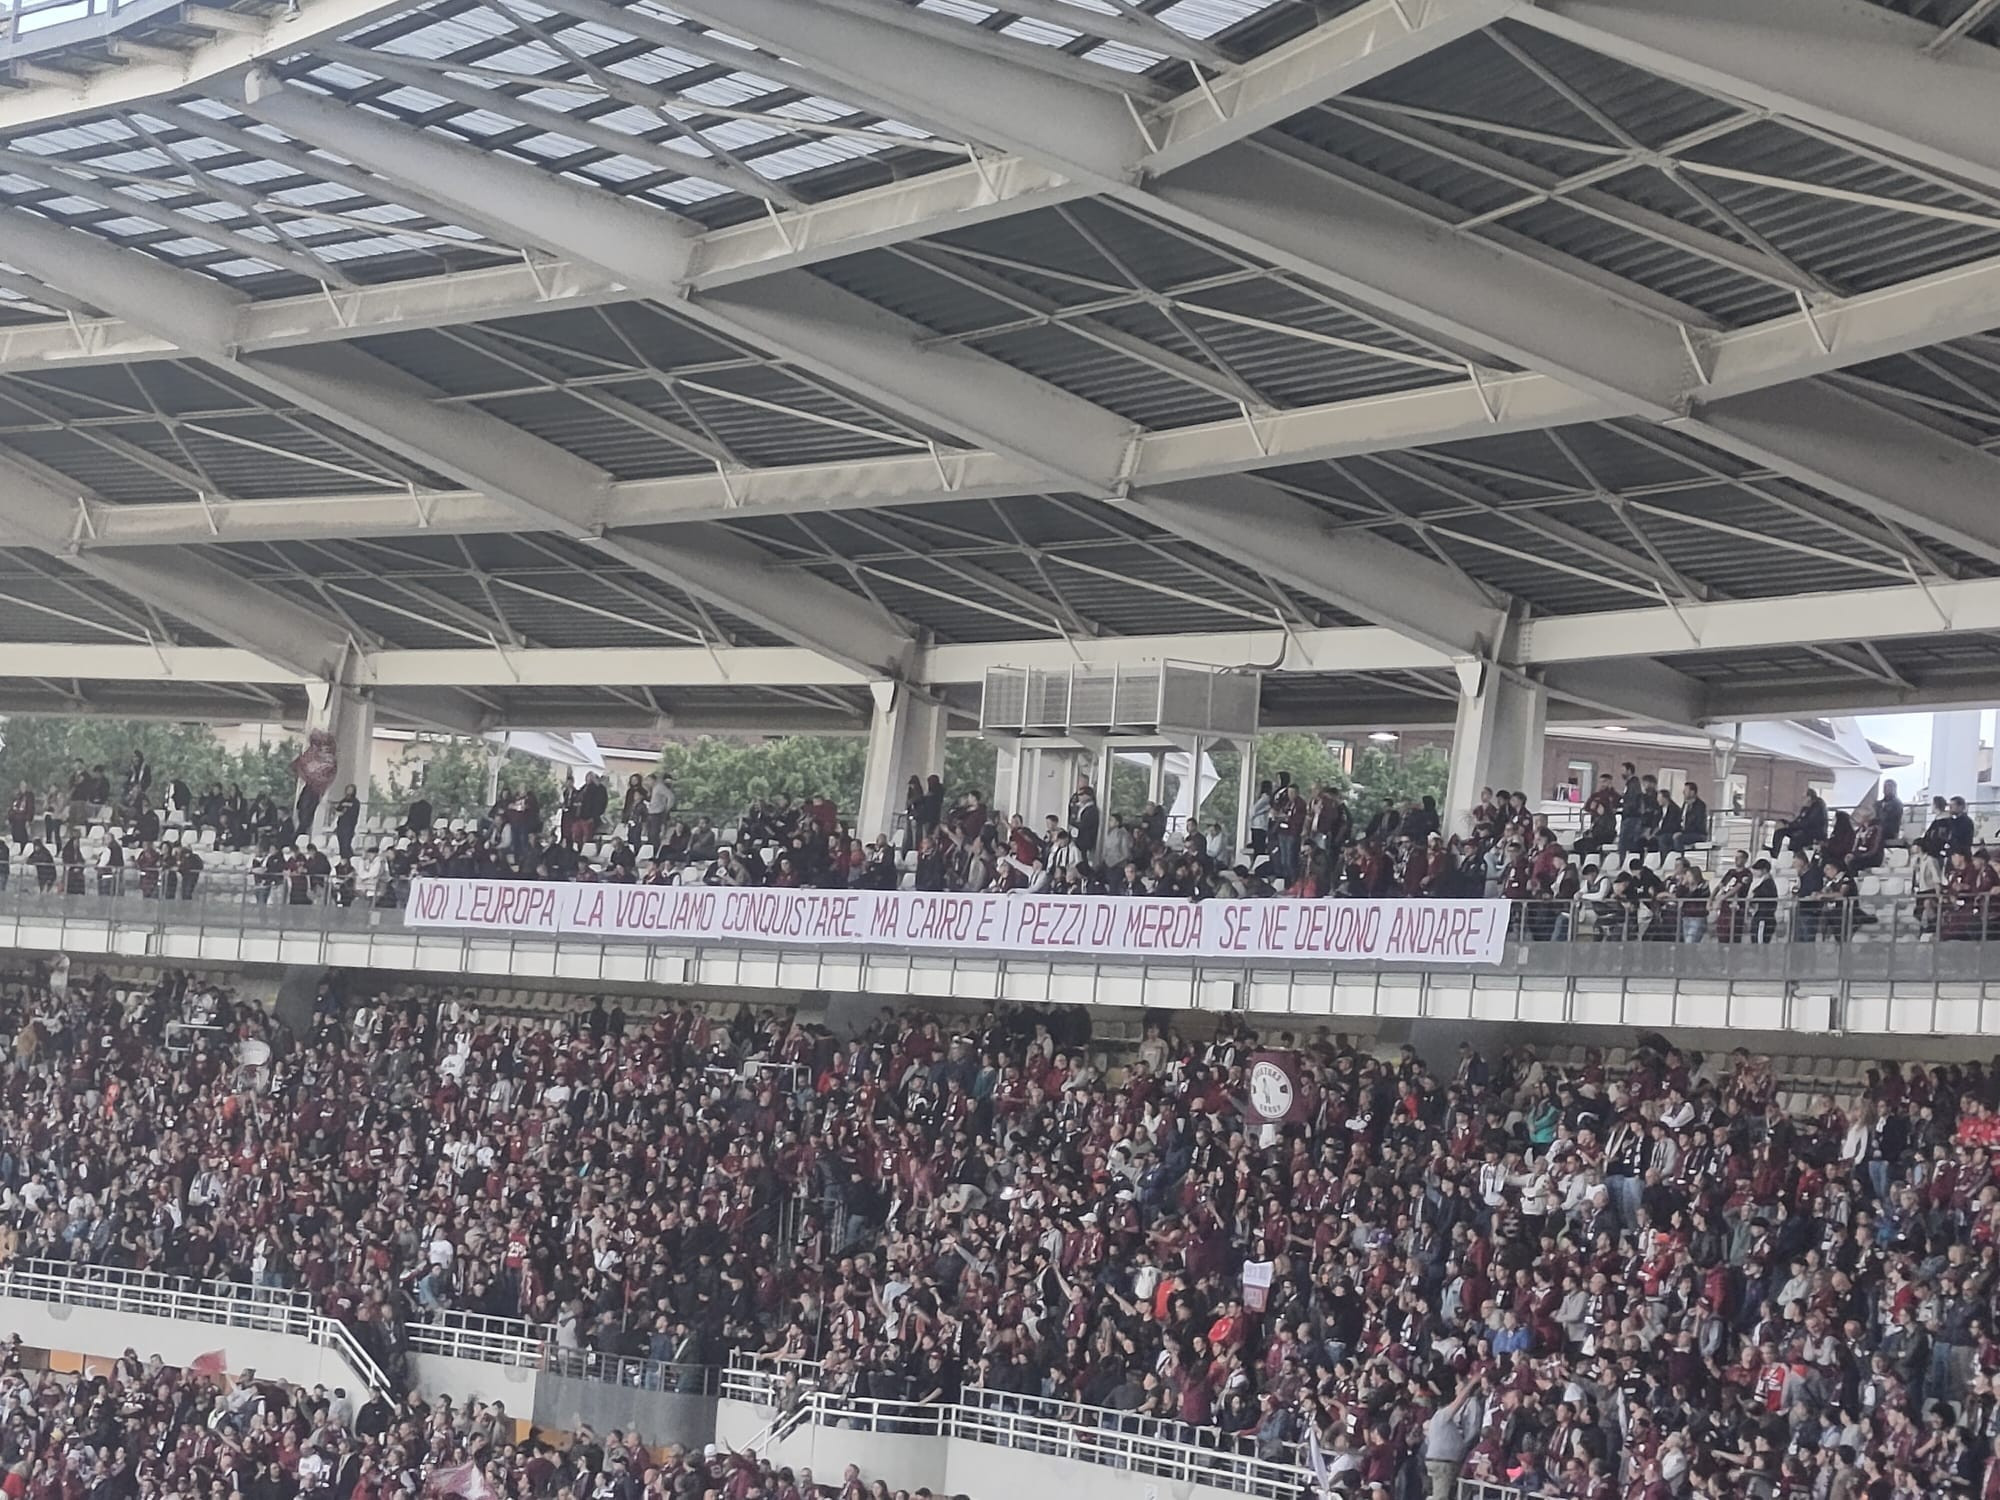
[
  {"x1": 1094, "y1": 740, "x2": 1117, "y2": 819},
  {"x1": 1930, "y1": 709, "x2": 1982, "y2": 804},
  {"x1": 1444, "y1": 663, "x2": 1546, "y2": 838},
  {"x1": 1234, "y1": 736, "x2": 1258, "y2": 863},
  {"x1": 992, "y1": 743, "x2": 1023, "y2": 820},
  {"x1": 1014, "y1": 746, "x2": 1080, "y2": 827},
  {"x1": 300, "y1": 682, "x2": 374, "y2": 837},
  {"x1": 857, "y1": 682, "x2": 947, "y2": 841}
]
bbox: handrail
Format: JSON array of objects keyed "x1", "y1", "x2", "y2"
[
  {"x1": 3, "y1": 1260, "x2": 710, "y2": 1395},
  {"x1": 722, "y1": 1361, "x2": 1307, "y2": 1500},
  {"x1": 0, "y1": 1261, "x2": 392, "y2": 1398},
  {"x1": 724, "y1": 1357, "x2": 1566, "y2": 1500}
]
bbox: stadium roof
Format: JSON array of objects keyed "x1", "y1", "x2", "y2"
[{"x1": 0, "y1": 0, "x2": 1998, "y2": 734}]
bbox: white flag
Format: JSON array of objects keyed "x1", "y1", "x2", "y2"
[{"x1": 1304, "y1": 1422, "x2": 1331, "y2": 1500}]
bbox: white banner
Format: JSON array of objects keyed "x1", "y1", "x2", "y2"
[{"x1": 402, "y1": 878, "x2": 1509, "y2": 965}]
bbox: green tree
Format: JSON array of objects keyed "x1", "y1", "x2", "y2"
[
  {"x1": 944, "y1": 737, "x2": 997, "y2": 802},
  {"x1": 1202, "y1": 734, "x2": 1350, "y2": 830},
  {"x1": 1200, "y1": 737, "x2": 1447, "y2": 832},
  {"x1": 375, "y1": 737, "x2": 564, "y2": 818},
  {"x1": 657, "y1": 735, "x2": 868, "y2": 818},
  {"x1": 0, "y1": 716, "x2": 305, "y2": 801},
  {"x1": 1349, "y1": 744, "x2": 1449, "y2": 810},
  {"x1": 218, "y1": 738, "x2": 304, "y2": 802}
]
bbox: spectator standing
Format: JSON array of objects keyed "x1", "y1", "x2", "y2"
[
  {"x1": 332, "y1": 783, "x2": 361, "y2": 860},
  {"x1": 1423, "y1": 1373, "x2": 1485, "y2": 1500},
  {"x1": 1069, "y1": 778, "x2": 1101, "y2": 860},
  {"x1": 1616, "y1": 762, "x2": 1643, "y2": 858},
  {"x1": 644, "y1": 772, "x2": 674, "y2": 845},
  {"x1": 6, "y1": 783, "x2": 29, "y2": 845}
]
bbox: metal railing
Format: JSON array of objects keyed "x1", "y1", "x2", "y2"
[
  {"x1": 541, "y1": 1345, "x2": 715, "y2": 1393},
  {"x1": 722, "y1": 1359, "x2": 1307, "y2": 1500},
  {"x1": 8, "y1": 869, "x2": 2000, "y2": 987},
  {"x1": 3, "y1": 0, "x2": 134, "y2": 40},
  {"x1": 0, "y1": 1260, "x2": 392, "y2": 1398},
  {"x1": 405, "y1": 1307, "x2": 547, "y2": 1368},
  {"x1": 725, "y1": 1358, "x2": 1571, "y2": 1500},
  {"x1": 0, "y1": 1259, "x2": 712, "y2": 1396}
]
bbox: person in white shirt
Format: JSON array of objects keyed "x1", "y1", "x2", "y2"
[
  {"x1": 643, "y1": 774, "x2": 674, "y2": 845},
  {"x1": 1046, "y1": 828, "x2": 1082, "y2": 879}
]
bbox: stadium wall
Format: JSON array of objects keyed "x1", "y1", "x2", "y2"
[
  {"x1": 0, "y1": 1295, "x2": 375, "y2": 1394},
  {"x1": 715, "y1": 1399, "x2": 1257, "y2": 1500},
  {"x1": 530, "y1": 1372, "x2": 719, "y2": 1451}
]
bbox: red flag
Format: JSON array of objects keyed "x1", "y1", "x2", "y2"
[
  {"x1": 292, "y1": 729, "x2": 339, "y2": 798},
  {"x1": 187, "y1": 1351, "x2": 228, "y2": 1377},
  {"x1": 1246, "y1": 1051, "x2": 1309, "y2": 1124}
]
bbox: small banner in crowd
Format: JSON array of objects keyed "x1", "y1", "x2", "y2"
[
  {"x1": 1246, "y1": 1050, "x2": 1310, "y2": 1124},
  {"x1": 402, "y1": 879, "x2": 1510, "y2": 965},
  {"x1": 1241, "y1": 1259, "x2": 1274, "y2": 1313}
]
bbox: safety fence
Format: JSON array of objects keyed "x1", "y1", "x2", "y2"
[
  {"x1": 721, "y1": 1357, "x2": 1307, "y2": 1500},
  {"x1": 722, "y1": 1356, "x2": 1571, "y2": 1500},
  {"x1": 0, "y1": 1259, "x2": 394, "y2": 1399},
  {"x1": 0, "y1": 1260, "x2": 709, "y2": 1394},
  {"x1": 9, "y1": 871, "x2": 2000, "y2": 985}
]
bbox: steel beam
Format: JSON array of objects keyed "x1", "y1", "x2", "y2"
[
  {"x1": 244, "y1": 342, "x2": 611, "y2": 537},
  {"x1": 0, "y1": 206, "x2": 919, "y2": 677},
  {"x1": 0, "y1": 0, "x2": 404, "y2": 131},
  {"x1": 590, "y1": 528, "x2": 917, "y2": 682},
  {"x1": 625, "y1": 0, "x2": 1700, "y2": 415},
  {"x1": 0, "y1": 205, "x2": 607, "y2": 538},
  {"x1": 1143, "y1": 0, "x2": 1519, "y2": 170},
  {"x1": 0, "y1": 688, "x2": 306, "y2": 723},
  {"x1": 55, "y1": 374, "x2": 1606, "y2": 549},
  {"x1": 1688, "y1": 381, "x2": 2000, "y2": 567},
  {"x1": 1519, "y1": 573, "x2": 2000, "y2": 666},
  {"x1": 1126, "y1": 477, "x2": 1498, "y2": 660},
  {"x1": 238, "y1": 69, "x2": 700, "y2": 292},
  {"x1": 1144, "y1": 148, "x2": 1696, "y2": 415},
  {"x1": 1539, "y1": 657, "x2": 1709, "y2": 731},
  {"x1": 240, "y1": 74, "x2": 1137, "y2": 495},
  {"x1": 26, "y1": 552, "x2": 2000, "y2": 722},
  {"x1": 0, "y1": 452, "x2": 348, "y2": 681},
  {"x1": 1522, "y1": 0, "x2": 2000, "y2": 198},
  {"x1": 696, "y1": 274, "x2": 1136, "y2": 493},
  {"x1": 656, "y1": 0, "x2": 1151, "y2": 184},
  {"x1": 1703, "y1": 667, "x2": 2000, "y2": 721}
]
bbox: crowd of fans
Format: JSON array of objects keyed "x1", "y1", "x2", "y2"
[
  {"x1": 9, "y1": 749, "x2": 1992, "y2": 948},
  {"x1": 6, "y1": 962, "x2": 2000, "y2": 1497},
  {"x1": 0, "y1": 1350, "x2": 931, "y2": 1500}
]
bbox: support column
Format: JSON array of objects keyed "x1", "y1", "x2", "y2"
[
  {"x1": 1444, "y1": 663, "x2": 1547, "y2": 838},
  {"x1": 858, "y1": 682, "x2": 947, "y2": 841},
  {"x1": 993, "y1": 743, "x2": 1024, "y2": 821},
  {"x1": 1930, "y1": 709, "x2": 1982, "y2": 803},
  {"x1": 301, "y1": 682, "x2": 375, "y2": 838},
  {"x1": 1234, "y1": 736, "x2": 1258, "y2": 865}
]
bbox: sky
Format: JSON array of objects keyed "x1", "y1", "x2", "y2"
[{"x1": 1857, "y1": 709, "x2": 1992, "y2": 792}]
